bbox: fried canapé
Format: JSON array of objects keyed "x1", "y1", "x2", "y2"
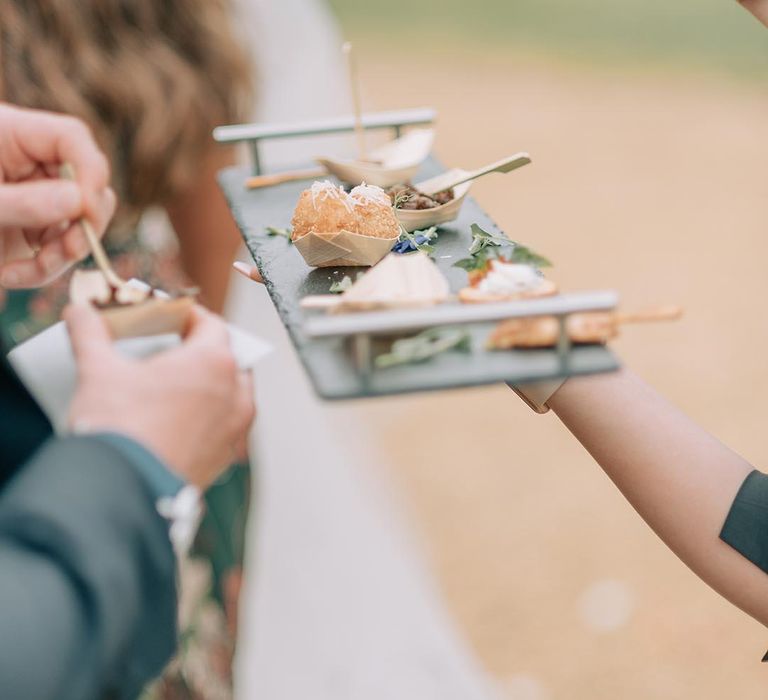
[
  {"x1": 291, "y1": 181, "x2": 400, "y2": 241},
  {"x1": 291, "y1": 181, "x2": 359, "y2": 240}
]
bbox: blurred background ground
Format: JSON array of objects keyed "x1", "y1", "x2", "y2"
[{"x1": 316, "y1": 2, "x2": 768, "y2": 698}]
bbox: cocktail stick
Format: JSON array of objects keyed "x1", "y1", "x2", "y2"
[
  {"x1": 59, "y1": 163, "x2": 126, "y2": 291},
  {"x1": 342, "y1": 42, "x2": 368, "y2": 162}
]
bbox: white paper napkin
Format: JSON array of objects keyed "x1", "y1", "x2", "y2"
[{"x1": 8, "y1": 321, "x2": 272, "y2": 434}]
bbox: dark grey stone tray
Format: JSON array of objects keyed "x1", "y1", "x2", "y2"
[{"x1": 218, "y1": 160, "x2": 619, "y2": 400}]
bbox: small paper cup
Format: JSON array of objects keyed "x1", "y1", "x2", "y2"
[
  {"x1": 101, "y1": 297, "x2": 195, "y2": 339},
  {"x1": 394, "y1": 180, "x2": 472, "y2": 233},
  {"x1": 315, "y1": 159, "x2": 423, "y2": 189},
  {"x1": 69, "y1": 269, "x2": 194, "y2": 339},
  {"x1": 315, "y1": 129, "x2": 434, "y2": 188}
]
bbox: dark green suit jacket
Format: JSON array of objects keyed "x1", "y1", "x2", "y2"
[{"x1": 0, "y1": 353, "x2": 178, "y2": 698}]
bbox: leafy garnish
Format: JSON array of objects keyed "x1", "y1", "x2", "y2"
[
  {"x1": 392, "y1": 226, "x2": 439, "y2": 255},
  {"x1": 507, "y1": 243, "x2": 552, "y2": 268},
  {"x1": 266, "y1": 226, "x2": 293, "y2": 243},
  {"x1": 392, "y1": 190, "x2": 415, "y2": 210},
  {"x1": 454, "y1": 223, "x2": 552, "y2": 272},
  {"x1": 468, "y1": 223, "x2": 510, "y2": 255},
  {"x1": 375, "y1": 327, "x2": 472, "y2": 369},
  {"x1": 329, "y1": 275, "x2": 354, "y2": 294},
  {"x1": 453, "y1": 255, "x2": 488, "y2": 272}
]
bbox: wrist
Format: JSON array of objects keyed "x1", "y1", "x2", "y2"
[
  {"x1": 544, "y1": 377, "x2": 571, "y2": 412},
  {"x1": 69, "y1": 415, "x2": 193, "y2": 487},
  {"x1": 89, "y1": 432, "x2": 202, "y2": 557},
  {"x1": 90, "y1": 432, "x2": 186, "y2": 499},
  {"x1": 546, "y1": 367, "x2": 632, "y2": 416}
]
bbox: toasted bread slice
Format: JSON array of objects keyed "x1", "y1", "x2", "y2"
[{"x1": 487, "y1": 313, "x2": 618, "y2": 350}]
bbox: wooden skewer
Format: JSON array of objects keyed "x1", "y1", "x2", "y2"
[
  {"x1": 342, "y1": 42, "x2": 368, "y2": 162},
  {"x1": 489, "y1": 305, "x2": 683, "y2": 349},
  {"x1": 245, "y1": 168, "x2": 326, "y2": 190},
  {"x1": 59, "y1": 163, "x2": 126, "y2": 291},
  {"x1": 61, "y1": 163, "x2": 156, "y2": 305},
  {"x1": 614, "y1": 305, "x2": 683, "y2": 325}
]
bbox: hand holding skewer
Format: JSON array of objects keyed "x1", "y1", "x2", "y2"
[{"x1": 0, "y1": 104, "x2": 116, "y2": 291}]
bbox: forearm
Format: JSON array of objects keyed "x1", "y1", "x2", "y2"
[
  {"x1": 548, "y1": 369, "x2": 768, "y2": 625},
  {"x1": 166, "y1": 146, "x2": 241, "y2": 313}
]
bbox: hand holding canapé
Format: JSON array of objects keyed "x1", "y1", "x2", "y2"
[{"x1": 66, "y1": 303, "x2": 256, "y2": 489}]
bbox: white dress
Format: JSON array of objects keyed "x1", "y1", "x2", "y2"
[{"x1": 227, "y1": 2, "x2": 500, "y2": 697}]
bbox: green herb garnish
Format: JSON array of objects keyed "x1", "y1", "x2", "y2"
[
  {"x1": 329, "y1": 275, "x2": 354, "y2": 294},
  {"x1": 507, "y1": 243, "x2": 552, "y2": 268},
  {"x1": 375, "y1": 327, "x2": 472, "y2": 369},
  {"x1": 266, "y1": 226, "x2": 293, "y2": 243},
  {"x1": 468, "y1": 223, "x2": 510, "y2": 255},
  {"x1": 392, "y1": 190, "x2": 415, "y2": 210},
  {"x1": 453, "y1": 254, "x2": 489, "y2": 272}
]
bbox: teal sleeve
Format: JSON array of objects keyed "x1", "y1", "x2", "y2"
[
  {"x1": 719, "y1": 470, "x2": 768, "y2": 662},
  {"x1": 720, "y1": 470, "x2": 768, "y2": 574},
  {"x1": 92, "y1": 433, "x2": 185, "y2": 499},
  {"x1": 0, "y1": 436, "x2": 178, "y2": 699}
]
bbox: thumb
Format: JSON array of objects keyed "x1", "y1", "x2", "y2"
[
  {"x1": 0, "y1": 180, "x2": 82, "y2": 229},
  {"x1": 63, "y1": 303, "x2": 115, "y2": 368},
  {"x1": 183, "y1": 305, "x2": 230, "y2": 349}
]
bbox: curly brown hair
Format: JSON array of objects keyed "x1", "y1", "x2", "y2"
[{"x1": 0, "y1": 0, "x2": 253, "y2": 225}]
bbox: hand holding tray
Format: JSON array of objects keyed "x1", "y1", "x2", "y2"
[{"x1": 216, "y1": 110, "x2": 620, "y2": 400}]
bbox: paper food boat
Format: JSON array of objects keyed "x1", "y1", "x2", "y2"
[
  {"x1": 70, "y1": 270, "x2": 194, "y2": 339},
  {"x1": 395, "y1": 170, "x2": 472, "y2": 233},
  {"x1": 292, "y1": 229, "x2": 398, "y2": 268},
  {"x1": 315, "y1": 128, "x2": 434, "y2": 188},
  {"x1": 301, "y1": 252, "x2": 450, "y2": 312}
]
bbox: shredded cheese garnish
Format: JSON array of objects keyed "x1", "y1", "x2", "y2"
[
  {"x1": 349, "y1": 183, "x2": 390, "y2": 207},
  {"x1": 310, "y1": 180, "x2": 354, "y2": 212}
]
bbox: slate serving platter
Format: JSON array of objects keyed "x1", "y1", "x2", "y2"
[{"x1": 218, "y1": 159, "x2": 619, "y2": 400}]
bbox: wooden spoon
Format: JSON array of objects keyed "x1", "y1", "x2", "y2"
[{"x1": 418, "y1": 152, "x2": 531, "y2": 196}]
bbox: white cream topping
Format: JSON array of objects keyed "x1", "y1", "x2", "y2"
[{"x1": 477, "y1": 261, "x2": 545, "y2": 295}]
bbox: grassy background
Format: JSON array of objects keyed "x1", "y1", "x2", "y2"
[{"x1": 329, "y1": 0, "x2": 767, "y2": 77}]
